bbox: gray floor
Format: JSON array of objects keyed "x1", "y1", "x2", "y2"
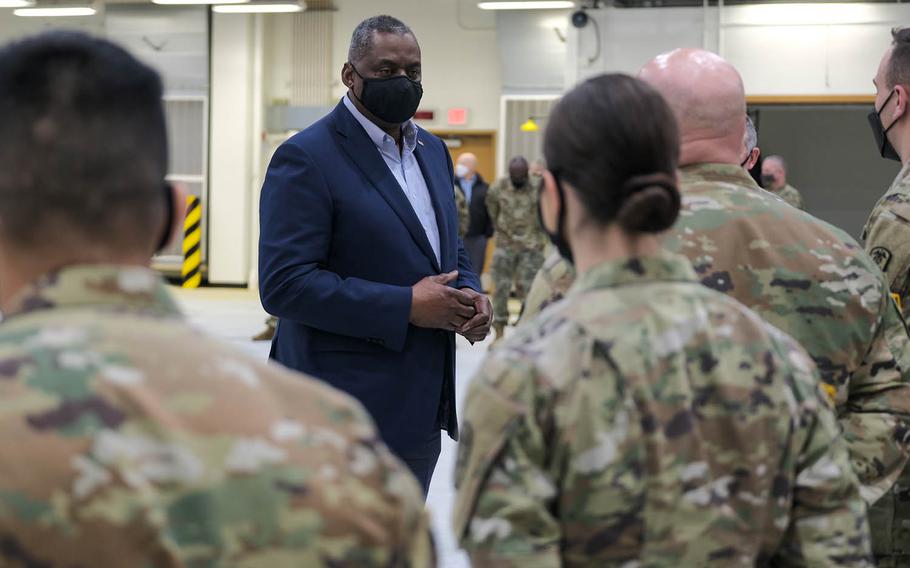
[{"x1": 172, "y1": 285, "x2": 491, "y2": 568}]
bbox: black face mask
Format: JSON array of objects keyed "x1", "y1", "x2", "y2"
[
  {"x1": 157, "y1": 183, "x2": 175, "y2": 254},
  {"x1": 350, "y1": 63, "x2": 423, "y2": 125},
  {"x1": 537, "y1": 170, "x2": 573, "y2": 264},
  {"x1": 511, "y1": 177, "x2": 528, "y2": 188},
  {"x1": 869, "y1": 89, "x2": 902, "y2": 162},
  {"x1": 740, "y1": 154, "x2": 750, "y2": 169},
  {"x1": 760, "y1": 174, "x2": 776, "y2": 189}
]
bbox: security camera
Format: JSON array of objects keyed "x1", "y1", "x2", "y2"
[{"x1": 571, "y1": 10, "x2": 589, "y2": 29}]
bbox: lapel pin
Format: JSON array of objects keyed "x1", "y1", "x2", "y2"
[{"x1": 417, "y1": 139, "x2": 425, "y2": 147}]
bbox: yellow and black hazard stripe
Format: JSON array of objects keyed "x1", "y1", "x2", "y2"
[{"x1": 181, "y1": 195, "x2": 202, "y2": 288}]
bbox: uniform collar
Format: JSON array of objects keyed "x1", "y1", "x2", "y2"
[
  {"x1": 568, "y1": 251, "x2": 698, "y2": 295},
  {"x1": 679, "y1": 163, "x2": 761, "y2": 190},
  {"x1": 4, "y1": 265, "x2": 181, "y2": 320}
]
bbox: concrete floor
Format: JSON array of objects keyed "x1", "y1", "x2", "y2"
[{"x1": 171, "y1": 285, "x2": 497, "y2": 568}]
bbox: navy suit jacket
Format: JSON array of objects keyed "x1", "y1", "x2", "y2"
[{"x1": 258, "y1": 100, "x2": 481, "y2": 458}]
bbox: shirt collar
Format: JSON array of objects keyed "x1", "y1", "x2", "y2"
[
  {"x1": 679, "y1": 163, "x2": 761, "y2": 190},
  {"x1": 4, "y1": 265, "x2": 182, "y2": 320},
  {"x1": 342, "y1": 94, "x2": 418, "y2": 155},
  {"x1": 568, "y1": 251, "x2": 698, "y2": 296}
]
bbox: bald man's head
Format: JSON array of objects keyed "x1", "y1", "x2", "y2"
[{"x1": 639, "y1": 49, "x2": 746, "y2": 164}]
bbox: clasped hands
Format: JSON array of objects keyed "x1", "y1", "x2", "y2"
[{"x1": 409, "y1": 271, "x2": 492, "y2": 342}]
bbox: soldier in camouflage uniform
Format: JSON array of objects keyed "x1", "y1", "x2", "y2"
[
  {"x1": 455, "y1": 73, "x2": 871, "y2": 567},
  {"x1": 864, "y1": 27, "x2": 910, "y2": 566},
  {"x1": 761, "y1": 155, "x2": 805, "y2": 210},
  {"x1": 455, "y1": 184, "x2": 470, "y2": 238},
  {"x1": 523, "y1": 48, "x2": 910, "y2": 533},
  {"x1": 0, "y1": 31, "x2": 433, "y2": 567},
  {"x1": 486, "y1": 156, "x2": 547, "y2": 341}
]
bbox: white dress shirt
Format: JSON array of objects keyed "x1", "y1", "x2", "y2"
[{"x1": 343, "y1": 95, "x2": 441, "y2": 264}]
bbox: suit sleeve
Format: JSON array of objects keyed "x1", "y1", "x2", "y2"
[{"x1": 258, "y1": 141, "x2": 413, "y2": 351}]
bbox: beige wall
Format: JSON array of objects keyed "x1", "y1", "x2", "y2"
[{"x1": 331, "y1": 0, "x2": 503, "y2": 131}]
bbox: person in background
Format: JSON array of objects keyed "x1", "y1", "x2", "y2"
[
  {"x1": 523, "y1": 47, "x2": 910, "y2": 527},
  {"x1": 486, "y1": 156, "x2": 547, "y2": 342},
  {"x1": 259, "y1": 15, "x2": 491, "y2": 495},
  {"x1": 252, "y1": 315, "x2": 278, "y2": 341},
  {"x1": 0, "y1": 31, "x2": 433, "y2": 567},
  {"x1": 742, "y1": 115, "x2": 760, "y2": 171},
  {"x1": 455, "y1": 152, "x2": 493, "y2": 276},
  {"x1": 455, "y1": 183, "x2": 470, "y2": 237},
  {"x1": 454, "y1": 73, "x2": 870, "y2": 567},
  {"x1": 864, "y1": 26, "x2": 910, "y2": 566},
  {"x1": 529, "y1": 158, "x2": 546, "y2": 180},
  {"x1": 761, "y1": 155, "x2": 805, "y2": 209}
]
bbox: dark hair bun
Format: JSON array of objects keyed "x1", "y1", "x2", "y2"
[{"x1": 615, "y1": 174, "x2": 680, "y2": 234}]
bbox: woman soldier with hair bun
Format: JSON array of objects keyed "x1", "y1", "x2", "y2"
[{"x1": 453, "y1": 73, "x2": 870, "y2": 567}]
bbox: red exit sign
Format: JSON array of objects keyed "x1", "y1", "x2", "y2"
[
  {"x1": 413, "y1": 110, "x2": 435, "y2": 121},
  {"x1": 448, "y1": 107, "x2": 468, "y2": 126}
]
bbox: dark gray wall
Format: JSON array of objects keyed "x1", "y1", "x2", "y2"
[{"x1": 752, "y1": 105, "x2": 901, "y2": 241}]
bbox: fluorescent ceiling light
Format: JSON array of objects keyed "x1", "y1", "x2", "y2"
[
  {"x1": 212, "y1": 1, "x2": 303, "y2": 11},
  {"x1": 153, "y1": 0, "x2": 246, "y2": 5},
  {"x1": 478, "y1": 1, "x2": 574, "y2": 10},
  {"x1": 0, "y1": 0, "x2": 34, "y2": 7},
  {"x1": 14, "y1": 6, "x2": 95, "y2": 16}
]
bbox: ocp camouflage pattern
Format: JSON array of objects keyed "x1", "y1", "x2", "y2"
[
  {"x1": 455, "y1": 251, "x2": 871, "y2": 567},
  {"x1": 0, "y1": 265, "x2": 434, "y2": 567},
  {"x1": 523, "y1": 163, "x2": 910, "y2": 508}
]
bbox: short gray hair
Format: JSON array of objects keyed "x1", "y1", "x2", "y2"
[
  {"x1": 743, "y1": 115, "x2": 757, "y2": 153},
  {"x1": 765, "y1": 154, "x2": 787, "y2": 172},
  {"x1": 348, "y1": 15, "x2": 415, "y2": 64}
]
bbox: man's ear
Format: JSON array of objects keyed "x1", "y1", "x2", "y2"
[
  {"x1": 894, "y1": 84, "x2": 909, "y2": 122},
  {"x1": 341, "y1": 62, "x2": 355, "y2": 90}
]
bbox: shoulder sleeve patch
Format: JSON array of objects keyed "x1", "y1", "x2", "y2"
[{"x1": 870, "y1": 246, "x2": 893, "y2": 272}]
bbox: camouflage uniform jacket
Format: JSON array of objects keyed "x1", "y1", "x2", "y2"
[
  {"x1": 522, "y1": 163, "x2": 910, "y2": 505},
  {"x1": 864, "y1": 161, "x2": 910, "y2": 319},
  {"x1": 0, "y1": 265, "x2": 433, "y2": 568},
  {"x1": 774, "y1": 183, "x2": 804, "y2": 210},
  {"x1": 520, "y1": 248, "x2": 574, "y2": 323},
  {"x1": 454, "y1": 252, "x2": 871, "y2": 567},
  {"x1": 486, "y1": 176, "x2": 547, "y2": 251},
  {"x1": 455, "y1": 185, "x2": 470, "y2": 237}
]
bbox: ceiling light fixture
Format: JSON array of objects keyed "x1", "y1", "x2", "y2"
[
  {"x1": 0, "y1": 0, "x2": 35, "y2": 7},
  {"x1": 14, "y1": 5, "x2": 95, "y2": 16},
  {"x1": 212, "y1": 0, "x2": 303, "y2": 12},
  {"x1": 478, "y1": 1, "x2": 574, "y2": 10},
  {"x1": 153, "y1": 0, "x2": 246, "y2": 5}
]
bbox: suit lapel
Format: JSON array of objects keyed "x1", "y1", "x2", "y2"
[
  {"x1": 334, "y1": 103, "x2": 441, "y2": 271},
  {"x1": 414, "y1": 135, "x2": 453, "y2": 271}
]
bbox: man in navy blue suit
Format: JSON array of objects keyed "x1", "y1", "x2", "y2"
[{"x1": 259, "y1": 15, "x2": 491, "y2": 495}]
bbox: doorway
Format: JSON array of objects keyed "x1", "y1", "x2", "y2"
[{"x1": 432, "y1": 130, "x2": 497, "y2": 183}]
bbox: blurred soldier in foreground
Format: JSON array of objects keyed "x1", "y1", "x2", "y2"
[
  {"x1": 0, "y1": 31, "x2": 432, "y2": 567},
  {"x1": 865, "y1": 26, "x2": 910, "y2": 565},
  {"x1": 454, "y1": 73, "x2": 870, "y2": 567},
  {"x1": 523, "y1": 48, "x2": 910, "y2": 517},
  {"x1": 486, "y1": 157, "x2": 547, "y2": 341},
  {"x1": 761, "y1": 155, "x2": 805, "y2": 210}
]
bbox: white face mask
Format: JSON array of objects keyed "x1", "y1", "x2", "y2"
[{"x1": 455, "y1": 164, "x2": 470, "y2": 178}]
